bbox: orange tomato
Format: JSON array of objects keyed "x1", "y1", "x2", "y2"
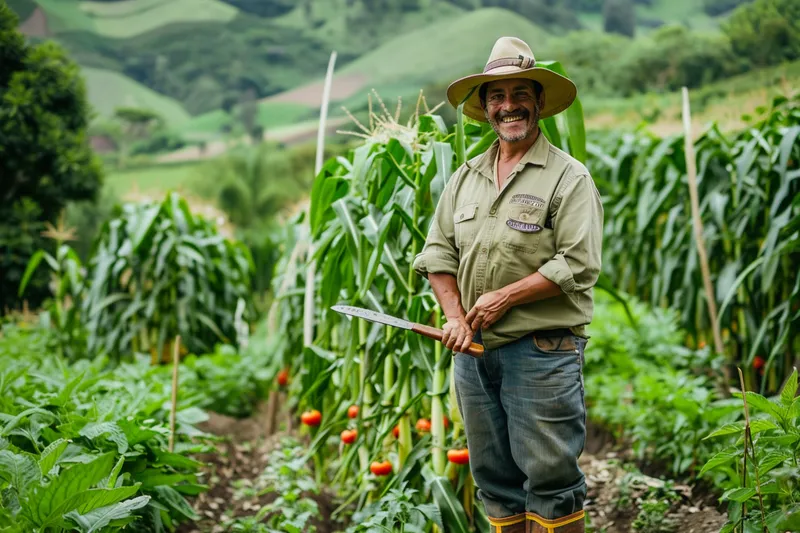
[
  {"x1": 415, "y1": 418, "x2": 431, "y2": 433},
  {"x1": 392, "y1": 425, "x2": 400, "y2": 438},
  {"x1": 300, "y1": 409, "x2": 321, "y2": 426},
  {"x1": 447, "y1": 448, "x2": 470, "y2": 465},
  {"x1": 370, "y1": 460, "x2": 392, "y2": 476},
  {"x1": 348, "y1": 405, "x2": 359, "y2": 419},
  {"x1": 277, "y1": 368, "x2": 289, "y2": 387},
  {"x1": 341, "y1": 429, "x2": 357, "y2": 444}
]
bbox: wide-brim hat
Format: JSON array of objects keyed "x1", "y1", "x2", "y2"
[{"x1": 447, "y1": 36, "x2": 577, "y2": 123}]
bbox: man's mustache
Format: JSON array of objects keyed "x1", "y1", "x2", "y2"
[{"x1": 496, "y1": 109, "x2": 530, "y2": 120}]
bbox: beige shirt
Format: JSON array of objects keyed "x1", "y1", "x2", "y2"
[{"x1": 412, "y1": 132, "x2": 604, "y2": 350}]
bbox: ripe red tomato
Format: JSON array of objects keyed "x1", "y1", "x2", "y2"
[
  {"x1": 392, "y1": 425, "x2": 400, "y2": 438},
  {"x1": 300, "y1": 409, "x2": 321, "y2": 426},
  {"x1": 277, "y1": 368, "x2": 289, "y2": 387},
  {"x1": 753, "y1": 356, "x2": 765, "y2": 370},
  {"x1": 341, "y1": 429, "x2": 357, "y2": 444},
  {"x1": 443, "y1": 416, "x2": 450, "y2": 429},
  {"x1": 415, "y1": 418, "x2": 431, "y2": 433},
  {"x1": 447, "y1": 448, "x2": 469, "y2": 465},
  {"x1": 348, "y1": 405, "x2": 359, "y2": 419},
  {"x1": 370, "y1": 460, "x2": 392, "y2": 476}
]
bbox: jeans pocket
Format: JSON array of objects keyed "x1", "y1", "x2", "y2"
[{"x1": 532, "y1": 334, "x2": 579, "y2": 354}]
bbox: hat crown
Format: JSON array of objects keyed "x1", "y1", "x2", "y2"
[{"x1": 485, "y1": 37, "x2": 536, "y2": 73}]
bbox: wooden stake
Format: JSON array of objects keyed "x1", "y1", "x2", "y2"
[
  {"x1": 303, "y1": 50, "x2": 337, "y2": 348},
  {"x1": 682, "y1": 87, "x2": 730, "y2": 387},
  {"x1": 169, "y1": 335, "x2": 181, "y2": 453}
]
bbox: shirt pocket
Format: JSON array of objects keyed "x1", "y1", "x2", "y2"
[
  {"x1": 453, "y1": 203, "x2": 479, "y2": 248},
  {"x1": 502, "y1": 204, "x2": 544, "y2": 254}
]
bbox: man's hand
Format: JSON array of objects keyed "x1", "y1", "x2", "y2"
[
  {"x1": 441, "y1": 316, "x2": 474, "y2": 353},
  {"x1": 465, "y1": 289, "x2": 511, "y2": 331}
]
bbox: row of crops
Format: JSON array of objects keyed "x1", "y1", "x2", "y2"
[{"x1": 1, "y1": 84, "x2": 798, "y2": 531}]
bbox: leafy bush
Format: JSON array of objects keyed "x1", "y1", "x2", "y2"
[
  {"x1": 0, "y1": 325, "x2": 211, "y2": 532},
  {"x1": 700, "y1": 369, "x2": 800, "y2": 532}
]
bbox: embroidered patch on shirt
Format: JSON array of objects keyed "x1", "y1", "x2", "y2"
[
  {"x1": 510, "y1": 194, "x2": 545, "y2": 208},
  {"x1": 507, "y1": 219, "x2": 543, "y2": 233}
]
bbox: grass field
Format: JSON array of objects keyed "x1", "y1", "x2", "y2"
[
  {"x1": 82, "y1": 67, "x2": 191, "y2": 126},
  {"x1": 33, "y1": 0, "x2": 237, "y2": 38},
  {"x1": 583, "y1": 59, "x2": 800, "y2": 134},
  {"x1": 104, "y1": 161, "x2": 205, "y2": 198}
]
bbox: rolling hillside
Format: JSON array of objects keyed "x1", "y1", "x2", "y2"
[{"x1": 9, "y1": 0, "x2": 753, "y2": 141}]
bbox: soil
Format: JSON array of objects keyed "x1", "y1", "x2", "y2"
[{"x1": 176, "y1": 397, "x2": 728, "y2": 533}]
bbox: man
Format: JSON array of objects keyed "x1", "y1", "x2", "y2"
[{"x1": 412, "y1": 37, "x2": 603, "y2": 533}]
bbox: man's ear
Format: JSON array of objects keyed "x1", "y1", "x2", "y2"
[{"x1": 538, "y1": 90, "x2": 546, "y2": 110}]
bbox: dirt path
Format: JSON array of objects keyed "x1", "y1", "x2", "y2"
[{"x1": 177, "y1": 401, "x2": 727, "y2": 533}]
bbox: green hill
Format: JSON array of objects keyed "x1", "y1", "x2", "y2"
[
  {"x1": 32, "y1": 0, "x2": 238, "y2": 38},
  {"x1": 82, "y1": 67, "x2": 191, "y2": 126}
]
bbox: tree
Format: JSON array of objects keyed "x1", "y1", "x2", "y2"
[
  {"x1": 603, "y1": 0, "x2": 636, "y2": 37},
  {"x1": 722, "y1": 0, "x2": 800, "y2": 67},
  {"x1": 0, "y1": 4, "x2": 103, "y2": 311}
]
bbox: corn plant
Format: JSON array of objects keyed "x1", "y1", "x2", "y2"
[
  {"x1": 24, "y1": 192, "x2": 256, "y2": 362},
  {"x1": 590, "y1": 93, "x2": 800, "y2": 394}
]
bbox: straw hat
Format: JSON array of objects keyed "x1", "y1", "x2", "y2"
[{"x1": 447, "y1": 36, "x2": 577, "y2": 123}]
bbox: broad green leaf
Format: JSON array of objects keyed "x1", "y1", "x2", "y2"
[
  {"x1": 104, "y1": 457, "x2": 125, "y2": 489},
  {"x1": 0, "y1": 450, "x2": 40, "y2": 495},
  {"x1": 722, "y1": 487, "x2": 756, "y2": 502},
  {"x1": 38, "y1": 439, "x2": 69, "y2": 478},
  {"x1": 780, "y1": 368, "x2": 798, "y2": 407},
  {"x1": 703, "y1": 418, "x2": 778, "y2": 439},
  {"x1": 776, "y1": 504, "x2": 800, "y2": 531},
  {"x1": 65, "y1": 495, "x2": 150, "y2": 533},
  {"x1": 698, "y1": 447, "x2": 739, "y2": 476},
  {"x1": 79, "y1": 422, "x2": 128, "y2": 455},
  {"x1": 758, "y1": 450, "x2": 792, "y2": 474},
  {"x1": 421, "y1": 464, "x2": 470, "y2": 533},
  {"x1": 153, "y1": 485, "x2": 198, "y2": 520},
  {"x1": 29, "y1": 452, "x2": 115, "y2": 526}
]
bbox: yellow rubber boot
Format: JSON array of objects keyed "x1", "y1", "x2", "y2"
[
  {"x1": 525, "y1": 510, "x2": 585, "y2": 533},
  {"x1": 487, "y1": 512, "x2": 527, "y2": 533}
]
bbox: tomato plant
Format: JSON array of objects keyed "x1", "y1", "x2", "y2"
[
  {"x1": 415, "y1": 418, "x2": 431, "y2": 433},
  {"x1": 348, "y1": 405, "x2": 359, "y2": 419}
]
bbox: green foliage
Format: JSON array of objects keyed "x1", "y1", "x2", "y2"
[
  {"x1": 591, "y1": 94, "x2": 800, "y2": 392},
  {"x1": 701, "y1": 368, "x2": 800, "y2": 532},
  {"x1": 222, "y1": 437, "x2": 325, "y2": 532},
  {"x1": 722, "y1": 0, "x2": 800, "y2": 67},
  {"x1": 0, "y1": 324, "x2": 212, "y2": 532},
  {"x1": 83, "y1": 193, "x2": 255, "y2": 360},
  {"x1": 603, "y1": 0, "x2": 636, "y2": 37},
  {"x1": 0, "y1": 3, "x2": 103, "y2": 312},
  {"x1": 481, "y1": 0, "x2": 582, "y2": 30},
  {"x1": 346, "y1": 482, "x2": 444, "y2": 532}
]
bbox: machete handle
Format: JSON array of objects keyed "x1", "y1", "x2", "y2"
[{"x1": 411, "y1": 324, "x2": 485, "y2": 358}]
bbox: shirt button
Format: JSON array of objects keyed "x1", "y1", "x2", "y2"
[
  {"x1": 490, "y1": 209, "x2": 496, "y2": 215},
  {"x1": 481, "y1": 248, "x2": 487, "y2": 253},
  {"x1": 460, "y1": 214, "x2": 464, "y2": 220}
]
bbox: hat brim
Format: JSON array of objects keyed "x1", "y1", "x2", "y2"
[{"x1": 446, "y1": 67, "x2": 577, "y2": 122}]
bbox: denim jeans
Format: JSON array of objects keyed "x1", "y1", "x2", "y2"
[{"x1": 454, "y1": 330, "x2": 587, "y2": 520}]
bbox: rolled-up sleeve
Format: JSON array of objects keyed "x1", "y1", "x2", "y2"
[
  {"x1": 412, "y1": 178, "x2": 460, "y2": 280},
  {"x1": 537, "y1": 173, "x2": 604, "y2": 294}
]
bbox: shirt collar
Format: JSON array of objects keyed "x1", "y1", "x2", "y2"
[{"x1": 466, "y1": 130, "x2": 550, "y2": 180}]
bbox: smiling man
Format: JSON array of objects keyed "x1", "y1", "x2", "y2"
[{"x1": 412, "y1": 37, "x2": 604, "y2": 533}]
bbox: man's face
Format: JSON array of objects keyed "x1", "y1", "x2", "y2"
[{"x1": 482, "y1": 78, "x2": 542, "y2": 143}]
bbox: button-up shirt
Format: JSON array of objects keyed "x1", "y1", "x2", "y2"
[{"x1": 412, "y1": 132, "x2": 604, "y2": 350}]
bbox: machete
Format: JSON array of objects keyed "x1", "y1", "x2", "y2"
[{"x1": 331, "y1": 305, "x2": 484, "y2": 358}]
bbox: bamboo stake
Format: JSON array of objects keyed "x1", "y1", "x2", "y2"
[
  {"x1": 303, "y1": 50, "x2": 338, "y2": 348},
  {"x1": 169, "y1": 335, "x2": 181, "y2": 453},
  {"x1": 682, "y1": 87, "x2": 730, "y2": 388}
]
